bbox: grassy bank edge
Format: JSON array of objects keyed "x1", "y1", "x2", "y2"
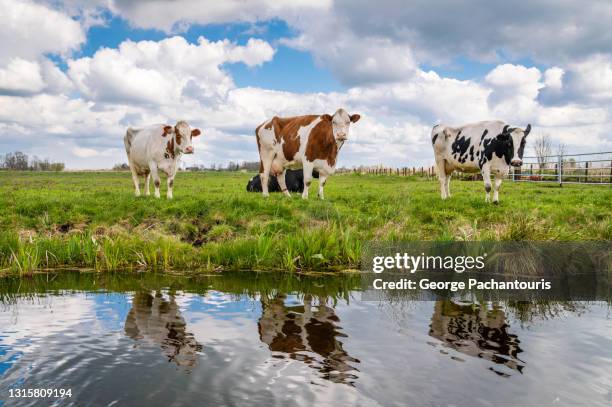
[{"x1": 0, "y1": 226, "x2": 363, "y2": 275}]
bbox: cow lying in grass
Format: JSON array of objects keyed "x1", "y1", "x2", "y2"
[
  {"x1": 246, "y1": 169, "x2": 319, "y2": 193},
  {"x1": 432, "y1": 120, "x2": 531, "y2": 203},
  {"x1": 255, "y1": 108, "x2": 360, "y2": 199},
  {"x1": 124, "y1": 121, "x2": 201, "y2": 199}
]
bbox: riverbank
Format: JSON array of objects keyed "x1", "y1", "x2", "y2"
[{"x1": 0, "y1": 171, "x2": 610, "y2": 274}]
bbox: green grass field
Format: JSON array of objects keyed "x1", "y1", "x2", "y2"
[{"x1": 0, "y1": 171, "x2": 610, "y2": 273}]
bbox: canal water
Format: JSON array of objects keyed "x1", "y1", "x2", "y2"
[{"x1": 0, "y1": 272, "x2": 611, "y2": 406}]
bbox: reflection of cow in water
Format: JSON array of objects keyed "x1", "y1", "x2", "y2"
[
  {"x1": 258, "y1": 294, "x2": 360, "y2": 385},
  {"x1": 429, "y1": 300, "x2": 524, "y2": 376},
  {"x1": 125, "y1": 291, "x2": 202, "y2": 370}
]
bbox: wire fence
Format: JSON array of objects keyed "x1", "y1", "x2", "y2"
[
  {"x1": 337, "y1": 151, "x2": 612, "y2": 186},
  {"x1": 509, "y1": 151, "x2": 612, "y2": 185}
]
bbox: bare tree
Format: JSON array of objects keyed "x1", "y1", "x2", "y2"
[
  {"x1": 533, "y1": 134, "x2": 552, "y2": 171},
  {"x1": 2, "y1": 151, "x2": 29, "y2": 170},
  {"x1": 556, "y1": 142, "x2": 566, "y2": 157},
  {"x1": 0, "y1": 151, "x2": 64, "y2": 171}
]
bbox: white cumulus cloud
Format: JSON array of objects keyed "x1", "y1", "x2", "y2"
[{"x1": 67, "y1": 36, "x2": 275, "y2": 106}]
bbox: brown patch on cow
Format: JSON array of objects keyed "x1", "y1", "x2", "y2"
[
  {"x1": 174, "y1": 126, "x2": 182, "y2": 145},
  {"x1": 278, "y1": 115, "x2": 318, "y2": 161},
  {"x1": 166, "y1": 138, "x2": 175, "y2": 159},
  {"x1": 162, "y1": 126, "x2": 172, "y2": 137},
  {"x1": 305, "y1": 119, "x2": 338, "y2": 167}
]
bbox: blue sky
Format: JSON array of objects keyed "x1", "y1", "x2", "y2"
[
  {"x1": 77, "y1": 15, "x2": 344, "y2": 93},
  {"x1": 0, "y1": 0, "x2": 611, "y2": 168}
]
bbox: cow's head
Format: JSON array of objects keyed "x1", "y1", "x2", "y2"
[
  {"x1": 164, "y1": 121, "x2": 201, "y2": 155},
  {"x1": 322, "y1": 109, "x2": 361, "y2": 142},
  {"x1": 497, "y1": 124, "x2": 531, "y2": 167}
]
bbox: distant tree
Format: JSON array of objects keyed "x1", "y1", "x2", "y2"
[
  {"x1": 533, "y1": 134, "x2": 552, "y2": 171},
  {"x1": 556, "y1": 142, "x2": 566, "y2": 158},
  {"x1": 113, "y1": 163, "x2": 130, "y2": 170},
  {"x1": 2, "y1": 151, "x2": 29, "y2": 170},
  {"x1": 0, "y1": 152, "x2": 64, "y2": 171},
  {"x1": 239, "y1": 161, "x2": 260, "y2": 171}
]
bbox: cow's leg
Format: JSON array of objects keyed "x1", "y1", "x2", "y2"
[
  {"x1": 130, "y1": 166, "x2": 141, "y2": 197},
  {"x1": 493, "y1": 173, "x2": 503, "y2": 204},
  {"x1": 150, "y1": 161, "x2": 161, "y2": 199},
  {"x1": 144, "y1": 173, "x2": 151, "y2": 196},
  {"x1": 260, "y1": 151, "x2": 275, "y2": 198},
  {"x1": 435, "y1": 159, "x2": 447, "y2": 199},
  {"x1": 317, "y1": 174, "x2": 328, "y2": 200},
  {"x1": 444, "y1": 173, "x2": 452, "y2": 198},
  {"x1": 167, "y1": 175, "x2": 175, "y2": 199},
  {"x1": 302, "y1": 163, "x2": 314, "y2": 200},
  {"x1": 482, "y1": 165, "x2": 492, "y2": 203},
  {"x1": 277, "y1": 169, "x2": 291, "y2": 197}
]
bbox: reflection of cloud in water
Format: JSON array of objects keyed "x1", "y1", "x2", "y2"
[
  {"x1": 124, "y1": 291, "x2": 202, "y2": 370},
  {"x1": 258, "y1": 294, "x2": 360, "y2": 385},
  {"x1": 429, "y1": 300, "x2": 524, "y2": 376}
]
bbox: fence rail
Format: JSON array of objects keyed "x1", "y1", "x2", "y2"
[
  {"x1": 509, "y1": 151, "x2": 612, "y2": 185},
  {"x1": 338, "y1": 151, "x2": 612, "y2": 186}
]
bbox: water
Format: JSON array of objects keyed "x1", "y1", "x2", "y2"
[{"x1": 0, "y1": 272, "x2": 611, "y2": 406}]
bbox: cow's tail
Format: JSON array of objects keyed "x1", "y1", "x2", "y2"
[
  {"x1": 124, "y1": 128, "x2": 136, "y2": 157},
  {"x1": 255, "y1": 123, "x2": 264, "y2": 174}
]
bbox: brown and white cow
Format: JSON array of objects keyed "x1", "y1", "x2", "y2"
[
  {"x1": 124, "y1": 121, "x2": 201, "y2": 199},
  {"x1": 255, "y1": 109, "x2": 360, "y2": 199}
]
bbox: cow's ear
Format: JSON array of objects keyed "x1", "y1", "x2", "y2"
[
  {"x1": 321, "y1": 114, "x2": 332, "y2": 122},
  {"x1": 350, "y1": 114, "x2": 361, "y2": 123},
  {"x1": 524, "y1": 124, "x2": 531, "y2": 137},
  {"x1": 162, "y1": 125, "x2": 172, "y2": 137},
  {"x1": 191, "y1": 128, "x2": 201, "y2": 137}
]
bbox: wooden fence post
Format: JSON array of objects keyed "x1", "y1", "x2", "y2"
[{"x1": 585, "y1": 161, "x2": 589, "y2": 183}]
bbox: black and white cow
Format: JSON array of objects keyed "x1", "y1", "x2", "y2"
[{"x1": 431, "y1": 120, "x2": 531, "y2": 203}]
